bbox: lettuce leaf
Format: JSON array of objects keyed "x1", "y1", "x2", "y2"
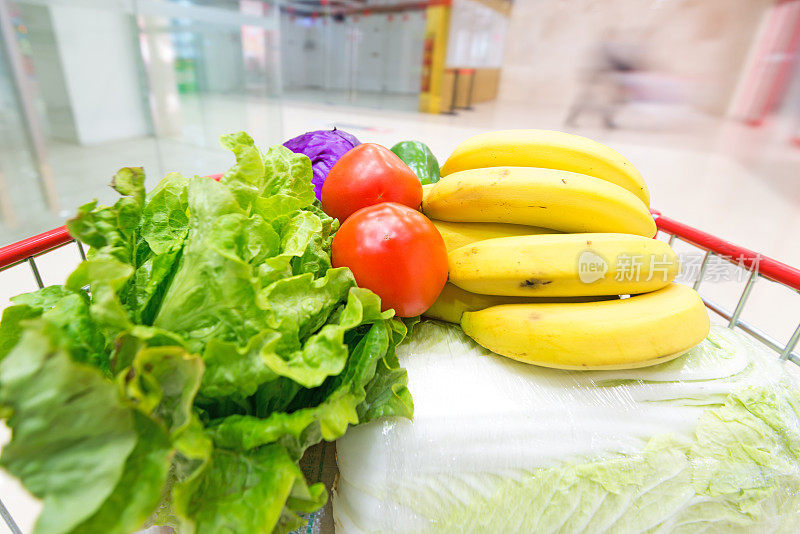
[
  {"x1": 208, "y1": 314, "x2": 410, "y2": 458},
  {"x1": 172, "y1": 444, "x2": 326, "y2": 534},
  {"x1": 0, "y1": 131, "x2": 412, "y2": 534},
  {"x1": 72, "y1": 412, "x2": 173, "y2": 534},
  {"x1": 0, "y1": 323, "x2": 152, "y2": 534},
  {"x1": 0, "y1": 286, "x2": 104, "y2": 366}
]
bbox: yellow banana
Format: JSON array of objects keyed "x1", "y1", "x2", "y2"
[
  {"x1": 440, "y1": 129, "x2": 650, "y2": 206},
  {"x1": 423, "y1": 167, "x2": 656, "y2": 237},
  {"x1": 461, "y1": 283, "x2": 710, "y2": 369},
  {"x1": 449, "y1": 233, "x2": 678, "y2": 297},
  {"x1": 423, "y1": 282, "x2": 613, "y2": 324},
  {"x1": 421, "y1": 183, "x2": 434, "y2": 204},
  {"x1": 431, "y1": 220, "x2": 557, "y2": 252}
]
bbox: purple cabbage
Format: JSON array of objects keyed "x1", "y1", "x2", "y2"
[{"x1": 283, "y1": 128, "x2": 361, "y2": 199}]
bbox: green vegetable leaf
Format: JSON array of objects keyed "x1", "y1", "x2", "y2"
[
  {"x1": 209, "y1": 388, "x2": 361, "y2": 458},
  {"x1": 0, "y1": 285, "x2": 78, "y2": 361},
  {"x1": 220, "y1": 132, "x2": 315, "y2": 220},
  {"x1": 199, "y1": 332, "x2": 281, "y2": 400},
  {"x1": 0, "y1": 304, "x2": 40, "y2": 362},
  {"x1": 0, "y1": 131, "x2": 414, "y2": 534},
  {"x1": 130, "y1": 247, "x2": 183, "y2": 325},
  {"x1": 0, "y1": 286, "x2": 107, "y2": 369},
  {"x1": 66, "y1": 167, "x2": 145, "y2": 265},
  {"x1": 111, "y1": 166, "x2": 146, "y2": 207},
  {"x1": 124, "y1": 345, "x2": 205, "y2": 438},
  {"x1": 153, "y1": 177, "x2": 279, "y2": 349},
  {"x1": 691, "y1": 384, "x2": 800, "y2": 515},
  {"x1": 358, "y1": 320, "x2": 414, "y2": 422},
  {"x1": 72, "y1": 412, "x2": 173, "y2": 534},
  {"x1": 140, "y1": 172, "x2": 190, "y2": 255},
  {"x1": 390, "y1": 140, "x2": 440, "y2": 184},
  {"x1": 0, "y1": 323, "x2": 140, "y2": 534},
  {"x1": 208, "y1": 317, "x2": 408, "y2": 456},
  {"x1": 67, "y1": 257, "x2": 134, "y2": 332},
  {"x1": 172, "y1": 444, "x2": 326, "y2": 534},
  {"x1": 262, "y1": 268, "x2": 353, "y2": 337}
]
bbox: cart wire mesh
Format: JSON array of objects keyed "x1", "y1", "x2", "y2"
[
  {"x1": 1, "y1": 212, "x2": 799, "y2": 533},
  {"x1": 651, "y1": 210, "x2": 800, "y2": 364}
]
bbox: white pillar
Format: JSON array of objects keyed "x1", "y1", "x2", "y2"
[{"x1": 49, "y1": 4, "x2": 150, "y2": 145}]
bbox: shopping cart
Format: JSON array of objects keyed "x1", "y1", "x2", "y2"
[{"x1": 1, "y1": 210, "x2": 799, "y2": 533}]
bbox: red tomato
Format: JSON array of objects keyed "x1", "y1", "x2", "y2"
[
  {"x1": 332, "y1": 202, "x2": 448, "y2": 317},
  {"x1": 321, "y1": 143, "x2": 423, "y2": 222}
]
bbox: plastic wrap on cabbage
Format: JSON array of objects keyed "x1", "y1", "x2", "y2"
[
  {"x1": 283, "y1": 128, "x2": 360, "y2": 199},
  {"x1": 334, "y1": 321, "x2": 800, "y2": 533}
]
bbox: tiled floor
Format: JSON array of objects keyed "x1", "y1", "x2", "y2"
[{"x1": 1, "y1": 94, "x2": 799, "y2": 533}]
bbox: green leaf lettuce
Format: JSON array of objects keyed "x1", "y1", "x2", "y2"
[{"x1": 0, "y1": 131, "x2": 412, "y2": 534}]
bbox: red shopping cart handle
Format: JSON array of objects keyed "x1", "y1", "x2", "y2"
[
  {"x1": 3, "y1": 194, "x2": 800, "y2": 292},
  {"x1": 0, "y1": 226, "x2": 73, "y2": 267},
  {"x1": 652, "y1": 210, "x2": 800, "y2": 291},
  {"x1": 0, "y1": 174, "x2": 224, "y2": 269}
]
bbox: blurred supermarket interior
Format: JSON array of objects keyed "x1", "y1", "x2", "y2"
[{"x1": 0, "y1": 0, "x2": 799, "y2": 263}]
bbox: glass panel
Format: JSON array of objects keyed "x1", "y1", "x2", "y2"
[
  {"x1": 0, "y1": 0, "x2": 283, "y2": 247},
  {"x1": 0, "y1": 23, "x2": 59, "y2": 244},
  {"x1": 280, "y1": 9, "x2": 426, "y2": 112},
  {"x1": 10, "y1": 0, "x2": 164, "y2": 212}
]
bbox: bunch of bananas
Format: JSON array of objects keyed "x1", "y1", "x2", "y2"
[{"x1": 421, "y1": 129, "x2": 710, "y2": 370}]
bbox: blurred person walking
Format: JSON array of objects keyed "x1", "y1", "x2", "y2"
[{"x1": 565, "y1": 34, "x2": 643, "y2": 129}]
